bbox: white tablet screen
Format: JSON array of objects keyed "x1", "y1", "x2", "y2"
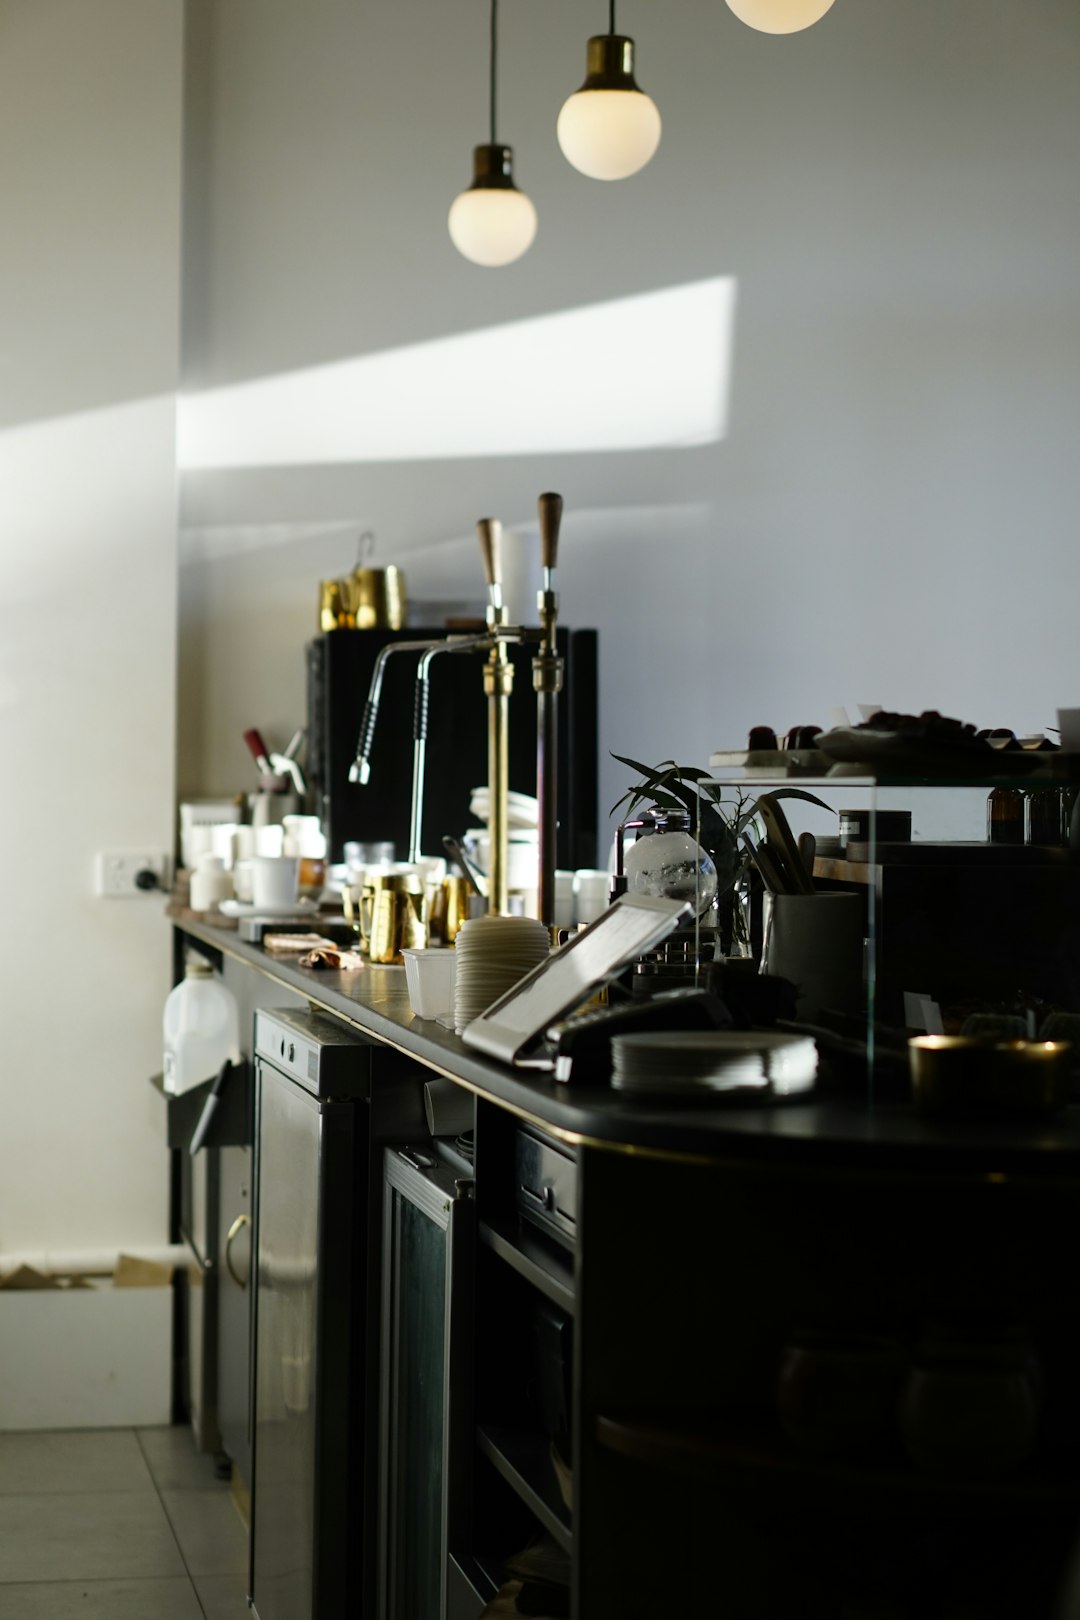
[{"x1": 462, "y1": 894, "x2": 690, "y2": 1063}]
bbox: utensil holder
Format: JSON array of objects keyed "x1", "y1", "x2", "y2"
[{"x1": 760, "y1": 892, "x2": 864, "y2": 1021}]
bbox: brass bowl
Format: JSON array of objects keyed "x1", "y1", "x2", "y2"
[{"x1": 909, "y1": 1035, "x2": 1071, "y2": 1115}]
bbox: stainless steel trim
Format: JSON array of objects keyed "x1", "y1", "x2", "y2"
[{"x1": 384, "y1": 1148, "x2": 452, "y2": 1230}]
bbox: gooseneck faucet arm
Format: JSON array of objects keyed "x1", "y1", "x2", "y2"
[
  {"x1": 410, "y1": 633, "x2": 510, "y2": 864},
  {"x1": 349, "y1": 639, "x2": 449, "y2": 786}
]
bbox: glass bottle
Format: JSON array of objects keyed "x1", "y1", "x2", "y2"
[{"x1": 1024, "y1": 788, "x2": 1064, "y2": 847}]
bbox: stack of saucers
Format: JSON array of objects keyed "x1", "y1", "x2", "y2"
[
  {"x1": 611, "y1": 1031, "x2": 817, "y2": 1100},
  {"x1": 453, "y1": 914, "x2": 551, "y2": 1034},
  {"x1": 753, "y1": 1032, "x2": 818, "y2": 1095}
]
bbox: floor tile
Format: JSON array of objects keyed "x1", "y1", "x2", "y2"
[
  {"x1": 193, "y1": 1572, "x2": 252, "y2": 1619},
  {"x1": 136, "y1": 1425, "x2": 228, "y2": 1492},
  {"x1": 161, "y1": 1487, "x2": 248, "y2": 1577},
  {"x1": 0, "y1": 1428, "x2": 153, "y2": 1495},
  {"x1": 0, "y1": 1490, "x2": 185, "y2": 1583},
  {"x1": 0, "y1": 1577, "x2": 204, "y2": 1619}
]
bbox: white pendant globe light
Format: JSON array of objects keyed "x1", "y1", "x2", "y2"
[
  {"x1": 449, "y1": 146, "x2": 538, "y2": 268},
  {"x1": 725, "y1": 0, "x2": 836, "y2": 34},
  {"x1": 448, "y1": 0, "x2": 537, "y2": 267},
  {"x1": 557, "y1": 4, "x2": 661, "y2": 182}
]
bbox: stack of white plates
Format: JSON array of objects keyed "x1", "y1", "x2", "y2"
[
  {"x1": 453, "y1": 915, "x2": 551, "y2": 1034},
  {"x1": 611, "y1": 1031, "x2": 817, "y2": 1100},
  {"x1": 468, "y1": 787, "x2": 539, "y2": 830}
]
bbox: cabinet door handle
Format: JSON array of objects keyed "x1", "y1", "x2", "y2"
[
  {"x1": 521, "y1": 1183, "x2": 555, "y2": 1214},
  {"x1": 224, "y1": 1213, "x2": 251, "y2": 1290}
]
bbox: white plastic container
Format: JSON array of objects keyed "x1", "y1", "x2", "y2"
[
  {"x1": 401, "y1": 948, "x2": 458, "y2": 1021},
  {"x1": 163, "y1": 956, "x2": 241, "y2": 1095},
  {"x1": 190, "y1": 853, "x2": 232, "y2": 913}
]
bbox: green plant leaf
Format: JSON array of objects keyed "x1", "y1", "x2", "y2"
[
  {"x1": 611, "y1": 752, "x2": 678, "y2": 782},
  {"x1": 761, "y1": 788, "x2": 836, "y2": 816},
  {"x1": 642, "y1": 789, "x2": 687, "y2": 813}
]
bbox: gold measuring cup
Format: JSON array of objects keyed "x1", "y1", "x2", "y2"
[
  {"x1": 424, "y1": 875, "x2": 474, "y2": 945},
  {"x1": 344, "y1": 869, "x2": 425, "y2": 960},
  {"x1": 363, "y1": 885, "x2": 425, "y2": 963}
]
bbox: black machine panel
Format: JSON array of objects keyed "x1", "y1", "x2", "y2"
[{"x1": 307, "y1": 627, "x2": 598, "y2": 869}]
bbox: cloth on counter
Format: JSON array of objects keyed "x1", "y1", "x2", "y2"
[
  {"x1": 480, "y1": 1581, "x2": 568, "y2": 1620},
  {"x1": 298, "y1": 945, "x2": 365, "y2": 971},
  {"x1": 262, "y1": 932, "x2": 341, "y2": 954},
  {"x1": 478, "y1": 1535, "x2": 570, "y2": 1617}
]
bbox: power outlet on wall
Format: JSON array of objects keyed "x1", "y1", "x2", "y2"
[{"x1": 95, "y1": 852, "x2": 171, "y2": 899}]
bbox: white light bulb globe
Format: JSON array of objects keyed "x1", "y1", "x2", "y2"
[
  {"x1": 448, "y1": 187, "x2": 538, "y2": 267},
  {"x1": 725, "y1": 0, "x2": 836, "y2": 33},
  {"x1": 557, "y1": 89, "x2": 661, "y2": 181}
]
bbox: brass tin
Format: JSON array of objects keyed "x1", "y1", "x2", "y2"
[
  {"x1": 909, "y1": 1035, "x2": 1071, "y2": 1114},
  {"x1": 319, "y1": 578, "x2": 352, "y2": 631},
  {"x1": 351, "y1": 565, "x2": 407, "y2": 630}
]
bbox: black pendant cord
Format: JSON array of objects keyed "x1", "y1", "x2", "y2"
[
  {"x1": 609, "y1": 0, "x2": 616, "y2": 34},
  {"x1": 490, "y1": 0, "x2": 498, "y2": 144}
]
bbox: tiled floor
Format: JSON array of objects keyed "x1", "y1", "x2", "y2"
[{"x1": 0, "y1": 1427, "x2": 248, "y2": 1619}]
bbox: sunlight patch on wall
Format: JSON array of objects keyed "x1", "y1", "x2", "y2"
[
  {"x1": 0, "y1": 395, "x2": 176, "y2": 602},
  {"x1": 177, "y1": 277, "x2": 737, "y2": 470}
]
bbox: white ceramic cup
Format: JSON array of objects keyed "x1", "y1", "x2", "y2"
[
  {"x1": 554, "y1": 870, "x2": 576, "y2": 929},
  {"x1": 574, "y1": 868, "x2": 610, "y2": 925},
  {"x1": 233, "y1": 858, "x2": 254, "y2": 903},
  {"x1": 251, "y1": 855, "x2": 300, "y2": 910},
  {"x1": 253, "y1": 823, "x2": 284, "y2": 858}
]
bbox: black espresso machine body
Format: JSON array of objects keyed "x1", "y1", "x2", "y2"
[{"x1": 307, "y1": 627, "x2": 598, "y2": 867}]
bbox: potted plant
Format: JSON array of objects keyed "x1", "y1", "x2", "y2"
[{"x1": 609, "y1": 753, "x2": 831, "y2": 957}]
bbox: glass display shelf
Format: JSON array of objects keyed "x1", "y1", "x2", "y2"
[{"x1": 695, "y1": 768, "x2": 1080, "y2": 1108}]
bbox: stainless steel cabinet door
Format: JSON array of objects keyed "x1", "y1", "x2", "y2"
[
  {"x1": 251, "y1": 1065, "x2": 325, "y2": 1620},
  {"x1": 217, "y1": 1144, "x2": 252, "y2": 1488}
]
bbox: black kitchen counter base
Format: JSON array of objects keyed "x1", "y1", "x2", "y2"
[{"x1": 177, "y1": 918, "x2": 1080, "y2": 1173}]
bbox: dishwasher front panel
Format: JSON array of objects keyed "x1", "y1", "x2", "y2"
[{"x1": 251, "y1": 1057, "x2": 361, "y2": 1620}]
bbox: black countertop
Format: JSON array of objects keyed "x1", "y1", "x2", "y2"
[{"x1": 177, "y1": 917, "x2": 1080, "y2": 1174}]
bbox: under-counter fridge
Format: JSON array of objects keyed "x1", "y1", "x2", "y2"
[{"x1": 250, "y1": 1008, "x2": 371, "y2": 1620}]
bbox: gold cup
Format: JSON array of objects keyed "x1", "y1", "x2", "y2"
[
  {"x1": 319, "y1": 578, "x2": 357, "y2": 631},
  {"x1": 428, "y1": 875, "x2": 472, "y2": 944},
  {"x1": 909, "y1": 1035, "x2": 1072, "y2": 1114},
  {"x1": 352, "y1": 566, "x2": 408, "y2": 630},
  {"x1": 348, "y1": 869, "x2": 424, "y2": 957},
  {"x1": 363, "y1": 886, "x2": 426, "y2": 964}
]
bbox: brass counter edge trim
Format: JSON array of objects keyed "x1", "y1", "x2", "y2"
[
  {"x1": 182, "y1": 928, "x2": 1080, "y2": 1179},
  {"x1": 189, "y1": 931, "x2": 727, "y2": 1162}
]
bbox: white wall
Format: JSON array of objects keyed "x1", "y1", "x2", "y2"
[
  {"x1": 178, "y1": 0, "x2": 1080, "y2": 835},
  {"x1": 0, "y1": 2, "x2": 183, "y2": 1254}
]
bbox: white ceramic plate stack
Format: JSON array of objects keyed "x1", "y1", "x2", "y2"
[
  {"x1": 754, "y1": 1032, "x2": 819, "y2": 1095},
  {"x1": 453, "y1": 915, "x2": 551, "y2": 1034},
  {"x1": 610, "y1": 1031, "x2": 817, "y2": 1100},
  {"x1": 468, "y1": 787, "x2": 539, "y2": 830}
]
